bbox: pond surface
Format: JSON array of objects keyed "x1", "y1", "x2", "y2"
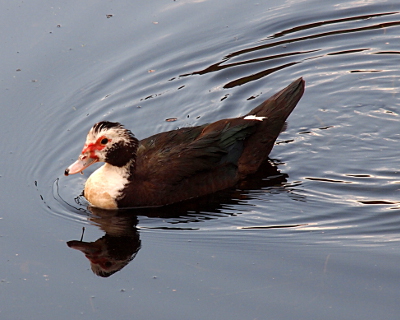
[{"x1": 1, "y1": 0, "x2": 400, "y2": 319}]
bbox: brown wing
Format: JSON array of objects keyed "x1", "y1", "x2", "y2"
[{"x1": 119, "y1": 119, "x2": 259, "y2": 207}]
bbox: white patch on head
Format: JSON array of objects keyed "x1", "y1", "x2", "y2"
[
  {"x1": 244, "y1": 115, "x2": 267, "y2": 121},
  {"x1": 84, "y1": 124, "x2": 132, "y2": 162},
  {"x1": 84, "y1": 163, "x2": 129, "y2": 209},
  {"x1": 87, "y1": 125, "x2": 130, "y2": 145}
]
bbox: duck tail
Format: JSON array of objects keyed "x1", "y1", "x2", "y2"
[
  {"x1": 246, "y1": 77, "x2": 305, "y2": 121},
  {"x1": 238, "y1": 78, "x2": 305, "y2": 177}
]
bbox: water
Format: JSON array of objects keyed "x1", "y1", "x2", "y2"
[{"x1": 1, "y1": 0, "x2": 400, "y2": 319}]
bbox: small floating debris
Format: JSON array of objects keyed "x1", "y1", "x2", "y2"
[
  {"x1": 247, "y1": 93, "x2": 261, "y2": 100},
  {"x1": 165, "y1": 118, "x2": 178, "y2": 122},
  {"x1": 220, "y1": 94, "x2": 229, "y2": 101},
  {"x1": 106, "y1": 14, "x2": 113, "y2": 18},
  {"x1": 100, "y1": 94, "x2": 111, "y2": 101}
]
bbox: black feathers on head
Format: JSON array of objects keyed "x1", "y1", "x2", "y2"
[{"x1": 92, "y1": 121, "x2": 124, "y2": 134}]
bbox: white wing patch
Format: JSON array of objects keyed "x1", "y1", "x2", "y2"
[{"x1": 244, "y1": 115, "x2": 267, "y2": 121}]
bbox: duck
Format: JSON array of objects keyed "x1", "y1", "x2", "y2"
[{"x1": 65, "y1": 77, "x2": 305, "y2": 209}]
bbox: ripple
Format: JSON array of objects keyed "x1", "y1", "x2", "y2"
[{"x1": 305, "y1": 177, "x2": 353, "y2": 184}]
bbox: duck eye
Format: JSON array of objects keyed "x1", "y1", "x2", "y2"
[{"x1": 100, "y1": 138, "x2": 108, "y2": 145}]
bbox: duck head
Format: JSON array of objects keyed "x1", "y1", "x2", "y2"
[{"x1": 65, "y1": 121, "x2": 139, "y2": 176}]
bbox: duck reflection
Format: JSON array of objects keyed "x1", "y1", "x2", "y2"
[
  {"x1": 67, "y1": 210, "x2": 141, "y2": 277},
  {"x1": 66, "y1": 160, "x2": 291, "y2": 277}
]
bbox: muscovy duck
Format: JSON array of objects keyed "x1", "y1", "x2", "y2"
[{"x1": 65, "y1": 78, "x2": 305, "y2": 209}]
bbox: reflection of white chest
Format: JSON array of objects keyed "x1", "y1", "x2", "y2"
[{"x1": 84, "y1": 163, "x2": 129, "y2": 209}]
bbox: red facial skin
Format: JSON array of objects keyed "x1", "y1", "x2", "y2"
[
  {"x1": 81, "y1": 135, "x2": 111, "y2": 160},
  {"x1": 64, "y1": 136, "x2": 112, "y2": 176}
]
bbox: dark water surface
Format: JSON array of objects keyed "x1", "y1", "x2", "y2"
[{"x1": 1, "y1": 0, "x2": 400, "y2": 319}]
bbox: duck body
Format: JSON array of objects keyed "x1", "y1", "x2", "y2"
[{"x1": 65, "y1": 78, "x2": 305, "y2": 209}]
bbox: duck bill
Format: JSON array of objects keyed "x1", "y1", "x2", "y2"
[{"x1": 65, "y1": 155, "x2": 98, "y2": 176}]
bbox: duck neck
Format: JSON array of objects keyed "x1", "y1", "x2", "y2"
[
  {"x1": 103, "y1": 156, "x2": 136, "y2": 181},
  {"x1": 126, "y1": 157, "x2": 137, "y2": 180}
]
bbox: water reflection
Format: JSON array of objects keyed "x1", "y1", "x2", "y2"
[
  {"x1": 66, "y1": 160, "x2": 291, "y2": 277},
  {"x1": 67, "y1": 212, "x2": 141, "y2": 278}
]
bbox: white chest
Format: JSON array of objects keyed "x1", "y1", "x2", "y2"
[{"x1": 84, "y1": 163, "x2": 129, "y2": 209}]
